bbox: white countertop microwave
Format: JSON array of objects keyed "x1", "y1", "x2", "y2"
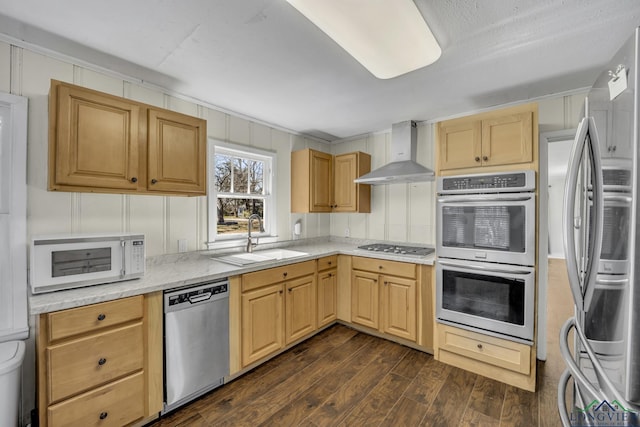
[{"x1": 29, "y1": 232, "x2": 145, "y2": 294}]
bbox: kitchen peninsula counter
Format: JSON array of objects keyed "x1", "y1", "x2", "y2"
[{"x1": 29, "y1": 238, "x2": 435, "y2": 314}]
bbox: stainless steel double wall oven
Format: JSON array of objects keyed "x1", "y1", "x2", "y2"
[{"x1": 436, "y1": 170, "x2": 536, "y2": 343}]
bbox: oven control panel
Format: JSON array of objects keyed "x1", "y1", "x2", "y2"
[{"x1": 437, "y1": 170, "x2": 535, "y2": 194}]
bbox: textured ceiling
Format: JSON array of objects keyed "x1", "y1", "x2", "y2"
[{"x1": 1, "y1": 0, "x2": 639, "y2": 141}]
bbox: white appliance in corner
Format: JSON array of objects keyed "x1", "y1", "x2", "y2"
[{"x1": 0, "y1": 92, "x2": 28, "y2": 427}]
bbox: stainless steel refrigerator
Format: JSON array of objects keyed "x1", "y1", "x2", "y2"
[{"x1": 558, "y1": 27, "x2": 640, "y2": 426}]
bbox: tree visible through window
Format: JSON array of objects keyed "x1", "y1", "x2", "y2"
[{"x1": 213, "y1": 147, "x2": 271, "y2": 236}]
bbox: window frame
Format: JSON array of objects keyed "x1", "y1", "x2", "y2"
[{"x1": 206, "y1": 139, "x2": 277, "y2": 248}]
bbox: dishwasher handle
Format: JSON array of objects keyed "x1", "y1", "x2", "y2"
[{"x1": 188, "y1": 292, "x2": 212, "y2": 304}]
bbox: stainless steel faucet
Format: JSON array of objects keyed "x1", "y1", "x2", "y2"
[{"x1": 246, "y1": 214, "x2": 264, "y2": 253}]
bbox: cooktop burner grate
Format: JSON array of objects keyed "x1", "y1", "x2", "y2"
[{"x1": 357, "y1": 243, "x2": 434, "y2": 257}]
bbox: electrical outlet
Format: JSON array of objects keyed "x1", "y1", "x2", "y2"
[
  {"x1": 344, "y1": 227, "x2": 350, "y2": 238},
  {"x1": 178, "y1": 239, "x2": 188, "y2": 253}
]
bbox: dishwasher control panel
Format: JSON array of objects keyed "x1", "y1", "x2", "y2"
[{"x1": 166, "y1": 280, "x2": 229, "y2": 307}]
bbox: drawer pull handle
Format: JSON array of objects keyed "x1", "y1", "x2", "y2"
[
  {"x1": 477, "y1": 344, "x2": 483, "y2": 350},
  {"x1": 99, "y1": 412, "x2": 108, "y2": 420},
  {"x1": 97, "y1": 313, "x2": 106, "y2": 321},
  {"x1": 98, "y1": 358, "x2": 107, "y2": 366}
]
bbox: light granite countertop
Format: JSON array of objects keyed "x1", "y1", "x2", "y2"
[{"x1": 29, "y1": 238, "x2": 435, "y2": 314}]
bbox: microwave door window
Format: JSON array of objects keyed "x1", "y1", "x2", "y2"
[{"x1": 51, "y1": 247, "x2": 112, "y2": 277}]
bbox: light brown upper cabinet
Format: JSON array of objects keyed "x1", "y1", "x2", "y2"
[
  {"x1": 437, "y1": 103, "x2": 538, "y2": 174},
  {"x1": 291, "y1": 148, "x2": 371, "y2": 213},
  {"x1": 49, "y1": 80, "x2": 207, "y2": 196}
]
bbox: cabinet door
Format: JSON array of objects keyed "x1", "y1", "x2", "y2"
[
  {"x1": 438, "y1": 120, "x2": 482, "y2": 171},
  {"x1": 317, "y1": 269, "x2": 337, "y2": 327},
  {"x1": 52, "y1": 84, "x2": 139, "y2": 190},
  {"x1": 285, "y1": 275, "x2": 317, "y2": 344},
  {"x1": 241, "y1": 284, "x2": 284, "y2": 366},
  {"x1": 351, "y1": 270, "x2": 379, "y2": 329},
  {"x1": 333, "y1": 153, "x2": 357, "y2": 212},
  {"x1": 381, "y1": 275, "x2": 416, "y2": 341},
  {"x1": 310, "y1": 150, "x2": 333, "y2": 212},
  {"x1": 481, "y1": 112, "x2": 533, "y2": 166},
  {"x1": 147, "y1": 108, "x2": 207, "y2": 195}
]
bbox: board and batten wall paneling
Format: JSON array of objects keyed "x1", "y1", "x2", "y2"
[
  {"x1": 330, "y1": 122, "x2": 436, "y2": 245},
  {"x1": 3, "y1": 42, "x2": 317, "y2": 257}
]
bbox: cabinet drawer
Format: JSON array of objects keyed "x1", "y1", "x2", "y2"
[
  {"x1": 352, "y1": 256, "x2": 416, "y2": 279},
  {"x1": 48, "y1": 371, "x2": 144, "y2": 427},
  {"x1": 242, "y1": 260, "x2": 316, "y2": 292},
  {"x1": 47, "y1": 295, "x2": 144, "y2": 341},
  {"x1": 438, "y1": 324, "x2": 530, "y2": 375},
  {"x1": 317, "y1": 255, "x2": 338, "y2": 271},
  {"x1": 48, "y1": 322, "x2": 144, "y2": 403}
]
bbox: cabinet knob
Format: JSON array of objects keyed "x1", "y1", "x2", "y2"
[
  {"x1": 97, "y1": 313, "x2": 106, "y2": 321},
  {"x1": 279, "y1": 290, "x2": 283, "y2": 294},
  {"x1": 384, "y1": 281, "x2": 388, "y2": 286},
  {"x1": 378, "y1": 265, "x2": 383, "y2": 269},
  {"x1": 607, "y1": 146, "x2": 612, "y2": 152},
  {"x1": 283, "y1": 272, "x2": 288, "y2": 277},
  {"x1": 151, "y1": 178, "x2": 158, "y2": 184},
  {"x1": 612, "y1": 146, "x2": 617, "y2": 152},
  {"x1": 482, "y1": 156, "x2": 488, "y2": 161},
  {"x1": 328, "y1": 273, "x2": 332, "y2": 277},
  {"x1": 477, "y1": 344, "x2": 483, "y2": 350},
  {"x1": 328, "y1": 261, "x2": 332, "y2": 265},
  {"x1": 98, "y1": 358, "x2": 107, "y2": 366},
  {"x1": 130, "y1": 177, "x2": 138, "y2": 183},
  {"x1": 99, "y1": 412, "x2": 108, "y2": 420},
  {"x1": 288, "y1": 288, "x2": 292, "y2": 293},
  {"x1": 475, "y1": 156, "x2": 480, "y2": 162}
]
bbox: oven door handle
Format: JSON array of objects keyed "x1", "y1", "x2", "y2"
[
  {"x1": 437, "y1": 195, "x2": 533, "y2": 203},
  {"x1": 437, "y1": 260, "x2": 532, "y2": 275}
]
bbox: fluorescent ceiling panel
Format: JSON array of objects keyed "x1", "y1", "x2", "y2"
[{"x1": 286, "y1": 0, "x2": 441, "y2": 79}]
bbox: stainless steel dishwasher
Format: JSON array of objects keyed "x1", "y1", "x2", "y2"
[{"x1": 163, "y1": 279, "x2": 229, "y2": 414}]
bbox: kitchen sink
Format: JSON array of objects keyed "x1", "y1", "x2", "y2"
[{"x1": 214, "y1": 249, "x2": 309, "y2": 266}]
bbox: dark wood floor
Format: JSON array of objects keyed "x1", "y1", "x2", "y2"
[{"x1": 152, "y1": 259, "x2": 572, "y2": 427}]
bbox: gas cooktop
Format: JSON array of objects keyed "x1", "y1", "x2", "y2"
[{"x1": 357, "y1": 243, "x2": 434, "y2": 257}]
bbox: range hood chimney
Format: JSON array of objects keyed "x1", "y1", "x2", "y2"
[{"x1": 354, "y1": 121, "x2": 435, "y2": 185}]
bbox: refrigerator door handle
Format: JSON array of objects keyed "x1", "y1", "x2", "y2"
[
  {"x1": 582, "y1": 117, "x2": 605, "y2": 313},
  {"x1": 563, "y1": 117, "x2": 589, "y2": 309}
]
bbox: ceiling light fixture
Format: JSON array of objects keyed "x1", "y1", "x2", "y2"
[{"x1": 286, "y1": 0, "x2": 441, "y2": 79}]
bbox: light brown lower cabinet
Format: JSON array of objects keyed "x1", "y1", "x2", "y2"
[
  {"x1": 240, "y1": 260, "x2": 317, "y2": 367},
  {"x1": 317, "y1": 255, "x2": 338, "y2": 328},
  {"x1": 351, "y1": 257, "x2": 418, "y2": 342},
  {"x1": 37, "y1": 293, "x2": 163, "y2": 427}
]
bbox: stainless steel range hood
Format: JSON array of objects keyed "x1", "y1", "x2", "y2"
[{"x1": 354, "y1": 121, "x2": 435, "y2": 185}]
